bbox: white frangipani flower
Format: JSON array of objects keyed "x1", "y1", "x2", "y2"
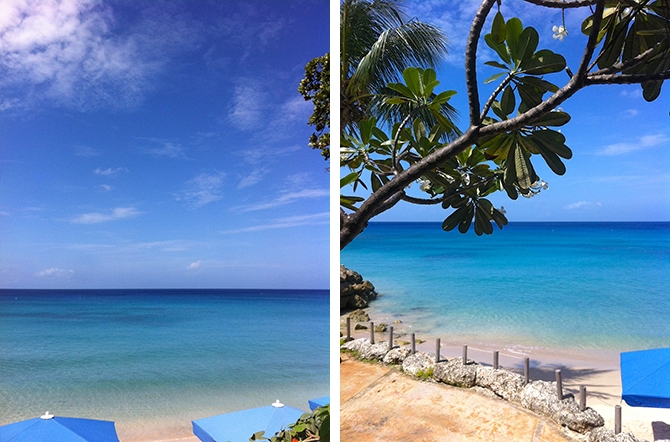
[
  {"x1": 552, "y1": 25, "x2": 568, "y2": 41},
  {"x1": 420, "y1": 179, "x2": 431, "y2": 192}
]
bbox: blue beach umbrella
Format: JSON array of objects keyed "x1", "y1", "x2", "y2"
[
  {"x1": 192, "y1": 400, "x2": 306, "y2": 442},
  {"x1": 308, "y1": 396, "x2": 329, "y2": 410},
  {"x1": 621, "y1": 348, "x2": 670, "y2": 408},
  {"x1": 0, "y1": 412, "x2": 119, "y2": 442}
]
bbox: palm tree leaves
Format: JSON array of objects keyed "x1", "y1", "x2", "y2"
[{"x1": 340, "y1": 0, "x2": 451, "y2": 130}]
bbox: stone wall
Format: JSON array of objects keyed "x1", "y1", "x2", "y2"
[{"x1": 342, "y1": 338, "x2": 646, "y2": 442}]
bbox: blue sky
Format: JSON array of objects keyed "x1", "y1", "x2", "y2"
[
  {"x1": 352, "y1": 0, "x2": 670, "y2": 223},
  {"x1": 0, "y1": 0, "x2": 329, "y2": 289}
]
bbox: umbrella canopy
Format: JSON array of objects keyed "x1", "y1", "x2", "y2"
[
  {"x1": 0, "y1": 412, "x2": 119, "y2": 442},
  {"x1": 621, "y1": 348, "x2": 670, "y2": 408},
  {"x1": 308, "y1": 396, "x2": 329, "y2": 410},
  {"x1": 192, "y1": 400, "x2": 306, "y2": 442}
]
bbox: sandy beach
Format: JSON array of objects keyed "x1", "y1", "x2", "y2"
[{"x1": 341, "y1": 310, "x2": 670, "y2": 442}]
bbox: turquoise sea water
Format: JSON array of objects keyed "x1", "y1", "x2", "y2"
[
  {"x1": 341, "y1": 222, "x2": 669, "y2": 353},
  {"x1": 0, "y1": 289, "x2": 329, "y2": 441}
]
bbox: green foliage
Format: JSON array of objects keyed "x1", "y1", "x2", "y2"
[
  {"x1": 299, "y1": 53, "x2": 330, "y2": 160},
  {"x1": 250, "y1": 405, "x2": 330, "y2": 442},
  {"x1": 415, "y1": 367, "x2": 434, "y2": 380},
  {"x1": 340, "y1": 2, "x2": 669, "y2": 247}
]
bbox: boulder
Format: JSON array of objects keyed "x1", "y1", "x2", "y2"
[
  {"x1": 475, "y1": 366, "x2": 525, "y2": 402},
  {"x1": 588, "y1": 427, "x2": 638, "y2": 442},
  {"x1": 374, "y1": 323, "x2": 388, "y2": 333},
  {"x1": 383, "y1": 346, "x2": 411, "y2": 365},
  {"x1": 521, "y1": 380, "x2": 604, "y2": 434},
  {"x1": 357, "y1": 341, "x2": 391, "y2": 361},
  {"x1": 347, "y1": 309, "x2": 370, "y2": 323},
  {"x1": 341, "y1": 337, "x2": 369, "y2": 354},
  {"x1": 402, "y1": 352, "x2": 435, "y2": 378},
  {"x1": 340, "y1": 265, "x2": 378, "y2": 310},
  {"x1": 354, "y1": 323, "x2": 368, "y2": 330},
  {"x1": 433, "y1": 358, "x2": 478, "y2": 388}
]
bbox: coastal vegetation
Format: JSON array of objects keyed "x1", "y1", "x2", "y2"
[
  {"x1": 339, "y1": 0, "x2": 670, "y2": 249},
  {"x1": 252, "y1": 405, "x2": 330, "y2": 442}
]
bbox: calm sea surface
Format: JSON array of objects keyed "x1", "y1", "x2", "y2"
[
  {"x1": 341, "y1": 222, "x2": 669, "y2": 353},
  {"x1": 0, "y1": 289, "x2": 329, "y2": 440}
]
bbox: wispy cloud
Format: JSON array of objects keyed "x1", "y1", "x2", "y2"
[
  {"x1": 597, "y1": 134, "x2": 668, "y2": 156},
  {"x1": 620, "y1": 89, "x2": 643, "y2": 99},
  {"x1": 622, "y1": 109, "x2": 638, "y2": 118},
  {"x1": 97, "y1": 184, "x2": 113, "y2": 192},
  {"x1": 94, "y1": 167, "x2": 127, "y2": 176},
  {"x1": 564, "y1": 201, "x2": 602, "y2": 210},
  {"x1": 222, "y1": 212, "x2": 329, "y2": 234},
  {"x1": 228, "y1": 82, "x2": 266, "y2": 130},
  {"x1": 0, "y1": 0, "x2": 169, "y2": 110},
  {"x1": 74, "y1": 145, "x2": 101, "y2": 157},
  {"x1": 187, "y1": 260, "x2": 201, "y2": 269},
  {"x1": 142, "y1": 138, "x2": 187, "y2": 158},
  {"x1": 237, "y1": 168, "x2": 266, "y2": 189},
  {"x1": 72, "y1": 207, "x2": 142, "y2": 224},
  {"x1": 35, "y1": 268, "x2": 74, "y2": 278},
  {"x1": 176, "y1": 171, "x2": 226, "y2": 208},
  {"x1": 234, "y1": 188, "x2": 328, "y2": 212}
]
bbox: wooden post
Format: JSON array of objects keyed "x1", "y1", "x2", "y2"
[
  {"x1": 556, "y1": 369, "x2": 563, "y2": 400},
  {"x1": 614, "y1": 405, "x2": 621, "y2": 434},
  {"x1": 370, "y1": 322, "x2": 374, "y2": 344},
  {"x1": 346, "y1": 317, "x2": 351, "y2": 340},
  {"x1": 524, "y1": 357, "x2": 530, "y2": 385},
  {"x1": 493, "y1": 350, "x2": 499, "y2": 369},
  {"x1": 388, "y1": 326, "x2": 394, "y2": 350},
  {"x1": 411, "y1": 333, "x2": 416, "y2": 354},
  {"x1": 435, "y1": 338, "x2": 441, "y2": 363},
  {"x1": 463, "y1": 345, "x2": 468, "y2": 365},
  {"x1": 579, "y1": 386, "x2": 586, "y2": 411}
]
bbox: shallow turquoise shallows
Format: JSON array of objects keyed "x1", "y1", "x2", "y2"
[
  {"x1": 341, "y1": 222, "x2": 669, "y2": 351},
  {"x1": 0, "y1": 289, "x2": 329, "y2": 440}
]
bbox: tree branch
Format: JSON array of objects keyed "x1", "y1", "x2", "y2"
[
  {"x1": 522, "y1": 0, "x2": 598, "y2": 7},
  {"x1": 480, "y1": 73, "x2": 514, "y2": 122},
  {"x1": 465, "y1": 0, "x2": 497, "y2": 127},
  {"x1": 576, "y1": 0, "x2": 606, "y2": 82},
  {"x1": 586, "y1": 70, "x2": 670, "y2": 84},
  {"x1": 590, "y1": 43, "x2": 664, "y2": 76}
]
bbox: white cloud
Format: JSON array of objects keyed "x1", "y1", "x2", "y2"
[
  {"x1": 97, "y1": 184, "x2": 112, "y2": 192},
  {"x1": 72, "y1": 207, "x2": 142, "y2": 224},
  {"x1": 620, "y1": 89, "x2": 643, "y2": 99},
  {"x1": 622, "y1": 109, "x2": 638, "y2": 118},
  {"x1": 237, "y1": 168, "x2": 266, "y2": 189},
  {"x1": 0, "y1": 0, "x2": 150, "y2": 110},
  {"x1": 35, "y1": 267, "x2": 74, "y2": 278},
  {"x1": 222, "y1": 212, "x2": 329, "y2": 234},
  {"x1": 187, "y1": 260, "x2": 201, "y2": 269},
  {"x1": 228, "y1": 83, "x2": 266, "y2": 130},
  {"x1": 94, "y1": 167, "x2": 127, "y2": 176},
  {"x1": 564, "y1": 201, "x2": 602, "y2": 210},
  {"x1": 235, "y1": 188, "x2": 329, "y2": 212},
  {"x1": 176, "y1": 171, "x2": 226, "y2": 208},
  {"x1": 597, "y1": 134, "x2": 668, "y2": 156},
  {"x1": 144, "y1": 139, "x2": 186, "y2": 158}
]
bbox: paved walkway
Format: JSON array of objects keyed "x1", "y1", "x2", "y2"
[{"x1": 340, "y1": 355, "x2": 578, "y2": 442}]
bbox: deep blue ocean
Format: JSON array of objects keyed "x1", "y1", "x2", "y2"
[
  {"x1": 341, "y1": 222, "x2": 669, "y2": 353},
  {"x1": 0, "y1": 289, "x2": 329, "y2": 440}
]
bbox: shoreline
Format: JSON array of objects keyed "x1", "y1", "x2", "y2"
[{"x1": 340, "y1": 308, "x2": 670, "y2": 442}]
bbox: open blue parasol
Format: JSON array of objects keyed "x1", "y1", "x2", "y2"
[
  {"x1": 621, "y1": 348, "x2": 670, "y2": 408},
  {"x1": 192, "y1": 400, "x2": 306, "y2": 442},
  {"x1": 307, "y1": 396, "x2": 330, "y2": 410},
  {"x1": 0, "y1": 412, "x2": 119, "y2": 442}
]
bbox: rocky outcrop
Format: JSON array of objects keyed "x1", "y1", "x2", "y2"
[
  {"x1": 401, "y1": 352, "x2": 435, "y2": 377},
  {"x1": 521, "y1": 380, "x2": 604, "y2": 433},
  {"x1": 475, "y1": 365, "x2": 525, "y2": 402},
  {"x1": 383, "y1": 346, "x2": 411, "y2": 365},
  {"x1": 340, "y1": 265, "x2": 378, "y2": 310},
  {"x1": 347, "y1": 309, "x2": 370, "y2": 323},
  {"x1": 589, "y1": 427, "x2": 639, "y2": 442},
  {"x1": 434, "y1": 358, "x2": 477, "y2": 388}
]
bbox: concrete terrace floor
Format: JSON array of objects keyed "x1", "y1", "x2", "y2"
[{"x1": 340, "y1": 354, "x2": 580, "y2": 442}]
